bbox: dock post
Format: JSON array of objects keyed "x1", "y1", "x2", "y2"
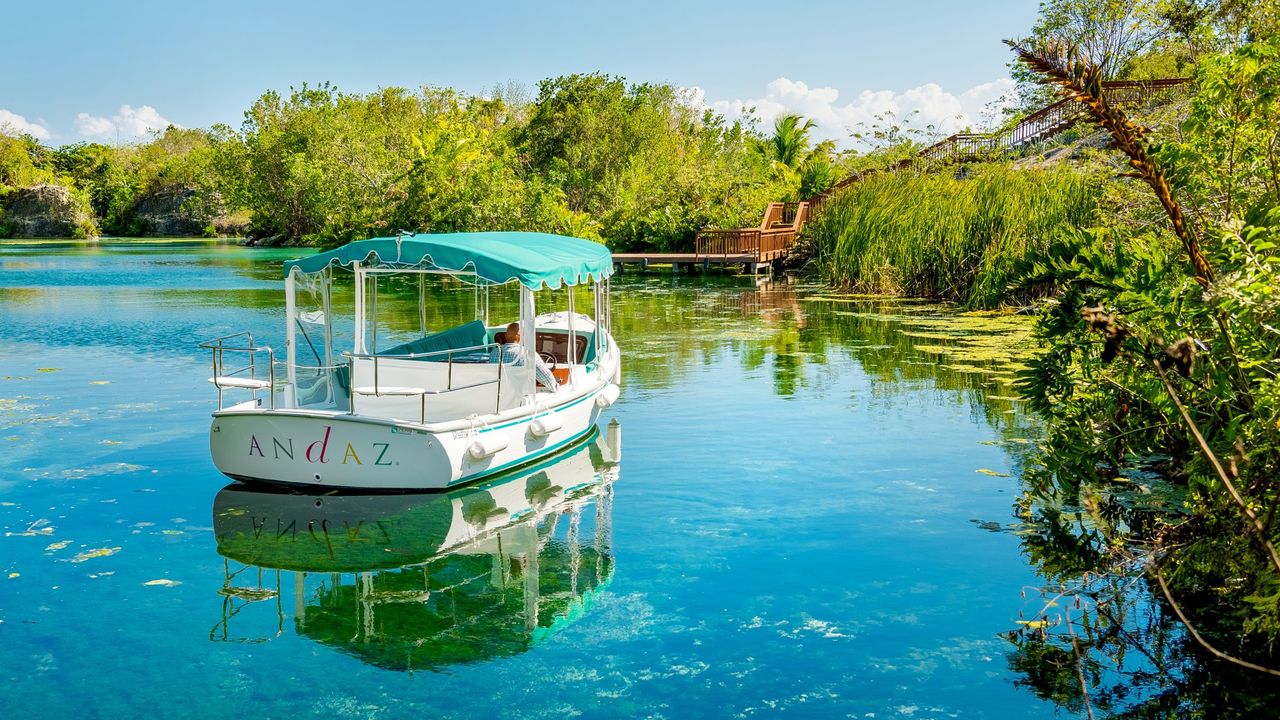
[
  {"x1": 702, "y1": 257, "x2": 710, "y2": 272},
  {"x1": 672, "y1": 262, "x2": 680, "y2": 274},
  {"x1": 641, "y1": 258, "x2": 649, "y2": 272}
]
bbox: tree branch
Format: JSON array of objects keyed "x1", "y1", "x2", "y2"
[
  {"x1": 1151, "y1": 536, "x2": 1280, "y2": 677},
  {"x1": 1150, "y1": 358, "x2": 1280, "y2": 574}
]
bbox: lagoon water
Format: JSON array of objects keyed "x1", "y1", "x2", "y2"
[{"x1": 1, "y1": 241, "x2": 1059, "y2": 718}]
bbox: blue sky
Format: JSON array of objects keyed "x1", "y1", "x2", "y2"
[{"x1": 1, "y1": 0, "x2": 1041, "y2": 146}]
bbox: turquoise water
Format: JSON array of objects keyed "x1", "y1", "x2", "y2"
[{"x1": 2, "y1": 242, "x2": 1067, "y2": 717}]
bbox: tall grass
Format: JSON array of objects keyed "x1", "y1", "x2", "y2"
[{"x1": 803, "y1": 163, "x2": 1102, "y2": 307}]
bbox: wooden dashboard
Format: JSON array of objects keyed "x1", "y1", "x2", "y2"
[{"x1": 536, "y1": 332, "x2": 589, "y2": 364}]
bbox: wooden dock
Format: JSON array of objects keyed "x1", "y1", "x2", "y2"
[
  {"x1": 612, "y1": 252, "x2": 762, "y2": 273},
  {"x1": 614, "y1": 201, "x2": 810, "y2": 274}
]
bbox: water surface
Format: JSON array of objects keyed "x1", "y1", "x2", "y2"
[{"x1": 2, "y1": 241, "x2": 1055, "y2": 718}]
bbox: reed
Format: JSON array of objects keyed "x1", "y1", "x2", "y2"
[{"x1": 804, "y1": 163, "x2": 1102, "y2": 307}]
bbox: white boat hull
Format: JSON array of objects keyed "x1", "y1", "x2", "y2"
[{"x1": 210, "y1": 382, "x2": 612, "y2": 491}]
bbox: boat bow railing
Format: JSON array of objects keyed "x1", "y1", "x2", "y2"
[{"x1": 201, "y1": 332, "x2": 277, "y2": 410}]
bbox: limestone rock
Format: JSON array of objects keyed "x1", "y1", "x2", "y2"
[
  {"x1": 129, "y1": 185, "x2": 214, "y2": 236},
  {"x1": 127, "y1": 185, "x2": 251, "y2": 237},
  {"x1": 1, "y1": 184, "x2": 96, "y2": 238}
]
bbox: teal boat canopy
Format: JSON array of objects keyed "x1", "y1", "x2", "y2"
[{"x1": 283, "y1": 232, "x2": 613, "y2": 290}]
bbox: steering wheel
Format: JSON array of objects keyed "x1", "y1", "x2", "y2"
[{"x1": 538, "y1": 351, "x2": 558, "y2": 365}]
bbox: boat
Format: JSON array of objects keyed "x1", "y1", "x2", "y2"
[
  {"x1": 202, "y1": 232, "x2": 621, "y2": 490},
  {"x1": 209, "y1": 426, "x2": 620, "y2": 668}
]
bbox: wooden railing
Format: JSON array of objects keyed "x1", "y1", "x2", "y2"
[
  {"x1": 695, "y1": 228, "x2": 761, "y2": 257},
  {"x1": 920, "y1": 78, "x2": 1189, "y2": 164},
  {"x1": 695, "y1": 201, "x2": 810, "y2": 262},
  {"x1": 815, "y1": 77, "x2": 1190, "y2": 203}
]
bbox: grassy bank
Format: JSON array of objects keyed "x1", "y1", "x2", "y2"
[{"x1": 802, "y1": 163, "x2": 1103, "y2": 307}]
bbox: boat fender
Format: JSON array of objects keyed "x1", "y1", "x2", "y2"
[
  {"x1": 596, "y1": 383, "x2": 621, "y2": 408},
  {"x1": 467, "y1": 436, "x2": 508, "y2": 460},
  {"x1": 606, "y1": 417, "x2": 622, "y2": 464},
  {"x1": 529, "y1": 414, "x2": 564, "y2": 437}
]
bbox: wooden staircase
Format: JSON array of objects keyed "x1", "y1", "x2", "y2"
[
  {"x1": 693, "y1": 201, "x2": 810, "y2": 265},
  {"x1": 813, "y1": 77, "x2": 1190, "y2": 204},
  {"x1": 613, "y1": 201, "x2": 811, "y2": 274}
]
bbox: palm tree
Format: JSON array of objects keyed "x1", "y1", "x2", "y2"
[
  {"x1": 767, "y1": 114, "x2": 818, "y2": 169},
  {"x1": 763, "y1": 114, "x2": 838, "y2": 198}
]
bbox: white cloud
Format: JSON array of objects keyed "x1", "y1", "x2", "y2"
[
  {"x1": 0, "y1": 109, "x2": 51, "y2": 140},
  {"x1": 696, "y1": 76, "x2": 1017, "y2": 149},
  {"x1": 76, "y1": 104, "x2": 178, "y2": 140}
]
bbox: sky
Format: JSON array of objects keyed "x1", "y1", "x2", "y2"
[{"x1": 0, "y1": 0, "x2": 1042, "y2": 148}]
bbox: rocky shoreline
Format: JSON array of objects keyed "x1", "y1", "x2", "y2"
[
  {"x1": 0, "y1": 184, "x2": 96, "y2": 238},
  {"x1": 1, "y1": 182, "x2": 252, "y2": 241}
]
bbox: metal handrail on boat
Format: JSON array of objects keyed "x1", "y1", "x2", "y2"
[
  {"x1": 342, "y1": 342, "x2": 517, "y2": 421},
  {"x1": 200, "y1": 332, "x2": 277, "y2": 411}
]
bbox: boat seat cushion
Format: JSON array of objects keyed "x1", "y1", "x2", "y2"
[{"x1": 377, "y1": 320, "x2": 488, "y2": 360}]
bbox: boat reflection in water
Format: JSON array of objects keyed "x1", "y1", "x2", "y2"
[{"x1": 210, "y1": 421, "x2": 620, "y2": 672}]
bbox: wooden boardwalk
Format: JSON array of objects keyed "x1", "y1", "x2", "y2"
[
  {"x1": 618, "y1": 201, "x2": 810, "y2": 274},
  {"x1": 615, "y1": 201, "x2": 811, "y2": 273},
  {"x1": 612, "y1": 252, "x2": 759, "y2": 273},
  {"x1": 813, "y1": 78, "x2": 1189, "y2": 205}
]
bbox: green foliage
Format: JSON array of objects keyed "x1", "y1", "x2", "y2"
[
  {"x1": 757, "y1": 114, "x2": 837, "y2": 199},
  {"x1": 804, "y1": 163, "x2": 1103, "y2": 306},
  {"x1": 0, "y1": 131, "x2": 99, "y2": 238},
  {"x1": 845, "y1": 110, "x2": 950, "y2": 172},
  {"x1": 0, "y1": 132, "x2": 55, "y2": 189},
  {"x1": 763, "y1": 114, "x2": 819, "y2": 169},
  {"x1": 44, "y1": 127, "x2": 223, "y2": 235},
  {"x1": 1154, "y1": 39, "x2": 1280, "y2": 221},
  {"x1": 194, "y1": 74, "x2": 784, "y2": 248},
  {"x1": 519, "y1": 74, "x2": 785, "y2": 251},
  {"x1": 4, "y1": 74, "x2": 793, "y2": 246},
  {"x1": 1013, "y1": 36, "x2": 1280, "y2": 676},
  {"x1": 1007, "y1": 0, "x2": 1164, "y2": 114}
]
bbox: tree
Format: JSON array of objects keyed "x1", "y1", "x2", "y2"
[
  {"x1": 761, "y1": 114, "x2": 836, "y2": 199},
  {"x1": 0, "y1": 132, "x2": 52, "y2": 189},
  {"x1": 519, "y1": 73, "x2": 785, "y2": 250},
  {"x1": 1033, "y1": 0, "x2": 1166, "y2": 78},
  {"x1": 765, "y1": 114, "x2": 818, "y2": 169}
]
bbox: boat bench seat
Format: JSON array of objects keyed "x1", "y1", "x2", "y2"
[{"x1": 377, "y1": 320, "x2": 488, "y2": 360}]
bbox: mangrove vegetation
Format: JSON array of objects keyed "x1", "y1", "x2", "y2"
[{"x1": 1, "y1": 76, "x2": 811, "y2": 248}]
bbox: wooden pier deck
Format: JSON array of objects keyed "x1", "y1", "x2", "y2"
[
  {"x1": 612, "y1": 252, "x2": 760, "y2": 273},
  {"x1": 615, "y1": 201, "x2": 810, "y2": 274}
]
